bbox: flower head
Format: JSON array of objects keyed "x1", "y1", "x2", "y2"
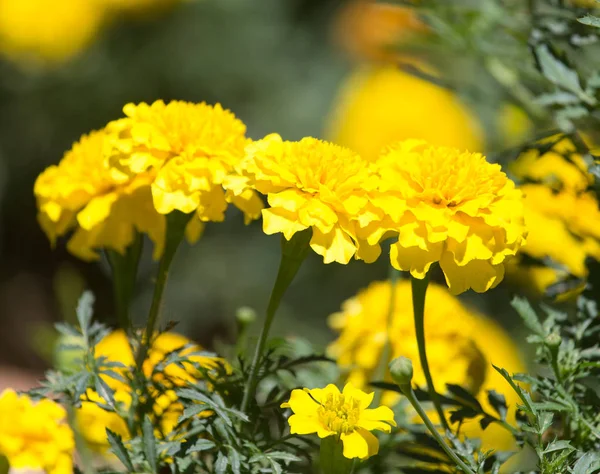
[
  {"x1": 374, "y1": 140, "x2": 527, "y2": 294},
  {"x1": 327, "y1": 280, "x2": 526, "y2": 450},
  {"x1": 281, "y1": 383, "x2": 395, "y2": 460},
  {"x1": 0, "y1": 0, "x2": 105, "y2": 64},
  {"x1": 230, "y1": 133, "x2": 381, "y2": 264},
  {"x1": 34, "y1": 129, "x2": 198, "y2": 261},
  {"x1": 327, "y1": 65, "x2": 484, "y2": 161},
  {"x1": 105, "y1": 100, "x2": 263, "y2": 224},
  {"x1": 0, "y1": 389, "x2": 74, "y2": 474}
]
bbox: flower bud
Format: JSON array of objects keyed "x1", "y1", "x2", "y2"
[
  {"x1": 389, "y1": 356, "x2": 413, "y2": 387},
  {"x1": 545, "y1": 332, "x2": 562, "y2": 349},
  {"x1": 236, "y1": 306, "x2": 257, "y2": 326}
]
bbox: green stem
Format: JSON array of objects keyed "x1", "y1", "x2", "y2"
[
  {"x1": 373, "y1": 266, "x2": 400, "y2": 406},
  {"x1": 241, "y1": 230, "x2": 312, "y2": 413},
  {"x1": 135, "y1": 211, "x2": 191, "y2": 369},
  {"x1": 107, "y1": 234, "x2": 143, "y2": 333},
  {"x1": 400, "y1": 384, "x2": 475, "y2": 474},
  {"x1": 411, "y1": 274, "x2": 450, "y2": 431}
]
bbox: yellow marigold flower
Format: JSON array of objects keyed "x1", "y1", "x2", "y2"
[
  {"x1": 230, "y1": 134, "x2": 382, "y2": 264},
  {"x1": 326, "y1": 65, "x2": 484, "y2": 161},
  {"x1": 0, "y1": 0, "x2": 105, "y2": 64},
  {"x1": 0, "y1": 389, "x2": 74, "y2": 474},
  {"x1": 510, "y1": 136, "x2": 595, "y2": 193},
  {"x1": 498, "y1": 103, "x2": 533, "y2": 148},
  {"x1": 507, "y1": 184, "x2": 600, "y2": 295},
  {"x1": 34, "y1": 129, "x2": 197, "y2": 261},
  {"x1": 77, "y1": 329, "x2": 225, "y2": 450},
  {"x1": 327, "y1": 280, "x2": 526, "y2": 451},
  {"x1": 374, "y1": 140, "x2": 527, "y2": 294},
  {"x1": 105, "y1": 100, "x2": 263, "y2": 225},
  {"x1": 281, "y1": 383, "x2": 396, "y2": 460}
]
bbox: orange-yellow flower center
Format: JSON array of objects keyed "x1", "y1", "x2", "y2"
[{"x1": 317, "y1": 393, "x2": 360, "y2": 434}]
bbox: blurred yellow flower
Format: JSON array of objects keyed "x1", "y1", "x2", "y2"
[
  {"x1": 230, "y1": 133, "x2": 382, "y2": 264},
  {"x1": 0, "y1": 0, "x2": 105, "y2": 64},
  {"x1": 498, "y1": 103, "x2": 533, "y2": 148},
  {"x1": 77, "y1": 329, "x2": 225, "y2": 450},
  {"x1": 373, "y1": 140, "x2": 527, "y2": 294},
  {"x1": 327, "y1": 280, "x2": 526, "y2": 451},
  {"x1": 281, "y1": 383, "x2": 396, "y2": 460},
  {"x1": 34, "y1": 129, "x2": 197, "y2": 261},
  {"x1": 510, "y1": 136, "x2": 594, "y2": 194},
  {"x1": 327, "y1": 65, "x2": 484, "y2": 161},
  {"x1": 105, "y1": 100, "x2": 263, "y2": 225},
  {"x1": 508, "y1": 184, "x2": 600, "y2": 294},
  {"x1": 0, "y1": 389, "x2": 74, "y2": 474}
]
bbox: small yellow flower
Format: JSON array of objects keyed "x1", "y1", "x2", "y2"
[
  {"x1": 327, "y1": 280, "x2": 526, "y2": 451},
  {"x1": 34, "y1": 129, "x2": 198, "y2": 261},
  {"x1": 373, "y1": 140, "x2": 527, "y2": 294},
  {"x1": 281, "y1": 383, "x2": 396, "y2": 460},
  {"x1": 0, "y1": 389, "x2": 74, "y2": 474},
  {"x1": 229, "y1": 133, "x2": 381, "y2": 264},
  {"x1": 0, "y1": 0, "x2": 105, "y2": 64},
  {"x1": 326, "y1": 65, "x2": 484, "y2": 161},
  {"x1": 105, "y1": 100, "x2": 263, "y2": 225}
]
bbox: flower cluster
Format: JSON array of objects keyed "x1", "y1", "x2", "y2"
[
  {"x1": 77, "y1": 330, "x2": 226, "y2": 451},
  {"x1": 371, "y1": 140, "x2": 527, "y2": 294},
  {"x1": 0, "y1": 389, "x2": 74, "y2": 474},
  {"x1": 327, "y1": 279, "x2": 526, "y2": 450},
  {"x1": 281, "y1": 383, "x2": 396, "y2": 460},
  {"x1": 508, "y1": 136, "x2": 600, "y2": 294},
  {"x1": 35, "y1": 101, "x2": 262, "y2": 261}
]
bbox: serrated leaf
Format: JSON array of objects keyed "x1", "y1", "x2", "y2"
[
  {"x1": 142, "y1": 416, "x2": 157, "y2": 473},
  {"x1": 543, "y1": 439, "x2": 573, "y2": 454},
  {"x1": 227, "y1": 446, "x2": 241, "y2": 474},
  {"x1": 572, "y1": 452, "x2": 600, "y2": 474},
  {"x1": 266, "y1": 451, "x2": 301, "y2": 464},
  {"x1": 445, "y1": 384, "x2": 483, "y2": 411},
  {"x1": 539, "y1": 412, "x2": 554, "y2": 434},
  {"x1": 76, "y1": 291, "x2": 95, "y2": 336},
  {"x1": 106, "y1": 429, "x2": 134, "y2": 471},
  {"x1": 487, "y1": 390, "x2": 507, "y2": 420},
  {"x1": 186, "y1": 439, "x2": 216, "y2": 454},
  {"x1": 94, "y1": 375, "x2": 115, "y2": 408},
  {"x1": 215, "y1": 451, "x2": 228, "y2": 474},
  {"x1": 492, "y1": 365, "x2": 536, "y2": 416},
  {"x1": 578, "y1": 14, "x2": 600, "y2": 28},
  {"x1": 511, "y1": 297, "x2": 545, "y2": 336}
]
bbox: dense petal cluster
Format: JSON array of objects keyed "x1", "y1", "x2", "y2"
[
  {"x1": 281, "y1": 383, "x2": 395, "y2": 460},
  {"x1": 327, "y1": 280, "x2": 526, "y2": 450},
  {"x1": 34, "y1": 129, "x2": 176, "y2": 261},
  {"x1": 0, "y1": 389, "x2": 74, "y2": 474},
  {"x1": 105, "y1": 100, "x2": 263, "y2": 225},
  {"x1": 77, "y1": 330, "x2": 226, "y2": 450},
  {"x1": 373, "y1": 140, "x2": 527, "y2": 294},
  {"x1": 327, "y1": 65, "x2": 484, "y2": 161},
  {"x1": 230, "y1": 134, "x2": 381, "y2": 264}
]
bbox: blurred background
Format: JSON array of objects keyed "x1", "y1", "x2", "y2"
[{"x1": 0, "y1": 0, "x2": 528, "y2": 389}]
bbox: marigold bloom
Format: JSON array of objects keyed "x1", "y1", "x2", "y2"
[
  {"x1": 0, "y1": 389, "x2": 74, "y2": 474},
  {"x1": 105, "y1": 100, "x2": 263, "y2": 225},
  {"x1": 327, "y1": 65, "x2": 484, "y2": 161},
  {"x1": 77, "y1": 330, "x2": 225, "y2": 450},
  {"x1": 327, "y1": 280, "x2": 526, "y2": 451},
  {"x1": 34, "y1": 129, "x2": 200, "y2": 261},
  {"x1": 230, "y1": 133, "x2": 381, "y2": 264},
  {"x1": 0, "y1": 0, "x2": 105, "y2": 64},
  {"x1": 507, "y1": 184, "x2": 600, "y2": 294},
  {"x1": 373, "y1": 140, "x2": 526, "y2": 294},
  {"x1": 281, "y1": 383, "x2": 396, "y2": 460}
]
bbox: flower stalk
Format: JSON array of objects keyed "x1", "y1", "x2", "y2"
[
  {"x1": 106, "y1": 233, "x2": 143, "y2": 333},
  {"x1": 411, "y1": 273, "x2": 450, "y2": 431},
  {"x1": 135, "y1": 211, "x2": 192, "y2": 368},
  {"x1": 319, "y1": 436, "x2": 355, "y2": 474},
  {"x1": 241, "y1": 229, "x2": 312, "y2": 413}
]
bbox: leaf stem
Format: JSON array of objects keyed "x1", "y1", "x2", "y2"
[{"x1": 411, "y1": 273, "x2": 450, "y2": 431}]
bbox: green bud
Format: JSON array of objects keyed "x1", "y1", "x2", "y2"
[
  {"x1": 545, "y1": 332, "x2": 562, "y2": 349},
  {"x1": 236, "y1": 306, "x2": 257, "y2": 326},
  {"x1": 389, "y1": 356, "x2": 414, "y2": 387}
]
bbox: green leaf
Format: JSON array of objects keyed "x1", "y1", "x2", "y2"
[
  {"x1": 487, "y1": 390, "x2": 507, "y2": 420},
  {"x1": 572, "y1": 452, "x2": 600, "y2": 474},
  {"x1": 186, "y1": 439, "x2": 216, "y2": 454},
  {"x1": 142, "y1": 416, "x2": 157, "y2": 473},
  {"x1": 226, "y1": 446, "x2": 241, "y2": 474},
  {"x1": 578, "y1": 14, "x2": 600, "y2": 28},
  {"x1": 265, "y1": 451, "x2": 301, "y2": 464},
  {"x1": 492, "y1": 365, "x2": 536, "y2": 416},
  {"x1": 445, "y1": 384, "x2": 483, "y2": 411},
  {"x1": 511, "y1": 297, "x2": 545, "y2": 336},
  {"x1": 106, "y1": 429, "x2": 134, "y2": 472},
  {"x1": 215, "y1": 451, "x2": 229, "y2": 474},
  {"x1": 76, "y1": 291, "x2": 95, "y2": 336}
]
